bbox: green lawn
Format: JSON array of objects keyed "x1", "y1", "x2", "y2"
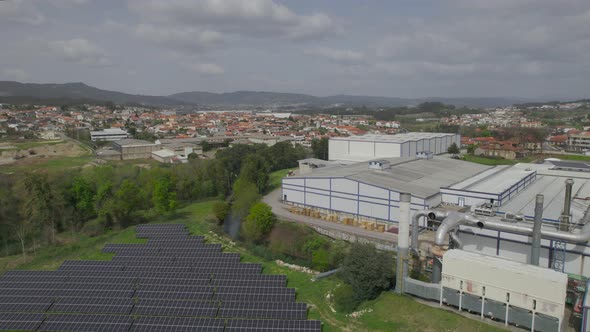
[
  {"x1": 0, "y1": 139, "x2": 65, "y2": 151},
  {"x1": 0, "y1": 200, "x2": 505, "y2": 332},
  {"x1": 0, "y1": 155, "x2": 94, "y2": 174},
  {"x1": 268, "y1": 167, "x2": 295, "y2": 191},
  {"x1": 547, "y1": 154, "x2": 590, "y2": 162}
]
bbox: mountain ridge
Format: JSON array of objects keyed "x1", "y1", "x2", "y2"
[{"x1": 0, "y1": 81, "x2": 534, "y2": 108}]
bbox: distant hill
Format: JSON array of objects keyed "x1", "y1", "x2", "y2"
[
  {"x1": 0, "y1": 81, "x2": 183, "y2": 106},
  {"x1": 0, "y1": 81, "x2": 532, "y2": 108}
]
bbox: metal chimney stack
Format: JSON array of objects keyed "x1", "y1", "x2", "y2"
[
  {"x1": 561, "y1": 179, "x2": 574, "y2": 231},
  {"x1": 395, "y1": 193, "x2": 411, "y2": 294},
  {"x1": 531, "y1": 194, "x2": 544, "y2": 266}
]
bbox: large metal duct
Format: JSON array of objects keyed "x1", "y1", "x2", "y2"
[
  {"x1": 411, "y1": 210, "x2": 448, "y2": 254},
  {"x1": 395, "y1": 193, "x2": 411, "y2": 294},
  {"x1": 434, "y1": 210, "x2": 590, "y2": 247},
  {"x1": 531, "y1": 194, "x2": 544, "y2": 266}
]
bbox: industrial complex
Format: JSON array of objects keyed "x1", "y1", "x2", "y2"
[{"x1": 279, "y1": 132, "x2": 590, "y2": 331}]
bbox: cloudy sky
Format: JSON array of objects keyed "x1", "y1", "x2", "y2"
[{"x1": 1, "y1": 0, "x2": 589, "y2": 99}]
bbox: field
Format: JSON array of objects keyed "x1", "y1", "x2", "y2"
[
  {"x1": 461, "y1": 154, "x2": 536, "y2": 166},
  {"x1": 0, "y1": 200, "x2": 505, "y2": 332},
  {"x1": 0, "y1": 139, "x2": 94, "y2": 174}
]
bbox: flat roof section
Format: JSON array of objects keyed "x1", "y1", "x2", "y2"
[
  {"x1": 499, "y1": 175, "x2": 590, "y2": 222},
  {"x1": 330, "y1": 132, "x2": 456, "y2": 143},
  {"x1": 447, "y1": 165, "x2": 536, "y2": 195},
  {"x1": 290, "y1": 157, "x2": 489, "y2": 198}
]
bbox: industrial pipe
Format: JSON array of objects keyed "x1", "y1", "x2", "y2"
[
  {"x1": 396, "y1": 193, "x2": 412, "y2": 294},
  {"x1": 433, "y1": 211, "x2": 590, "y2": 246},
  {"x1": 531, "y1": 194, "x2": 544, "y2": 266},
  {"x1": 561, "y1": 178, "x2": 575, "y2": 231},
  {"x1": 434, "y1": 212, "x2": 480, "y2": 246},
  {"x1": 411, "y1": 210, "x2": 449, "y2": 254}
]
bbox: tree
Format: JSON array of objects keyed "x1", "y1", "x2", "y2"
[
  {"x1": 333, "y1": 283, "x2": 361, "y2": 313},
  {"x1": 447, "y1": 142, "x2": 460, "y2": 155},
  {"x1": 242, "y1": 202, "x2": 276, "y2": 243},
  {"x1": 152, "y1": 177, "x2": 178, "y2": 214},
  {"x1": 23, "y1": 173, "x2": 61, "y2": 245},
  {"x1": 311, "y1": 137, "x2": 329, "y2": 160},
  {"x1": 231, "y1": 178, "x2": 260, "y2": 222},
  {"x1": 67, "y1": 176, "x2": 96, "y2": 229},
  {"x1": 239, "y1": 155, "x2": 270, "y2": 194},
  {"x1": 339, "y1": 242, "x2": 394, "y2": 302},
  {"x1": 212, "y1": 201, "x2": 230, "y2": 224},
  {"x1": 109, "y1": 180, "x2": 142, "y2": 227}
]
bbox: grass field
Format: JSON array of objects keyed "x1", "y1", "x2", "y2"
[
  {"x1": 461, "y1": 154, "x2": 535, "y2": 166},
  {"x1": 546, "y1": 153, "x2": 590, "y2": 162},
  {"x1": 0, "y1": 200, "x2": 505, "y2": 332}
]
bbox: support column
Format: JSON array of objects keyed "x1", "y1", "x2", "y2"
[
  {"x1": 531, "y1": 194, "x2": 544, "y2": 266},
  {"x1": 395, "y1": 193, "x2": 411, "y2": 294}
]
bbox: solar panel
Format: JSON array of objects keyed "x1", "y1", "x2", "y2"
[
  {"x1": 0, "y1": 223, "x2": 320, "y2": 330},
  {"x1": 0, "y1": 281, "x2": 66, "y2": 290},
  {"x1": 49, "y1": 297, "x2": 134, "y2": 315},
  {"x1": 218, "y1": 302, "x2": 307, "y2": 320},
  {"x1": 0, "y1": 296, "x2": 54, "y2": 304},
  {"x1": 132, "y1": 299, "x2": 218, "y2": 317},
  {"x1": 136, "y1": 290, "x2": 213, "y2": 301},
  {"x1": 1, "y1": 288, "x2": 60, "y2": 297},
  {"x1": 38, "y1": 314, "x2": 133, "y2": 332},
  {"x1": 138, "y1": 277, "x2": 210, "y2": 287},
  {"x1": 0, "y1": 303, "x2": 52, "y2": 313},
  {"x1": 225, "y1": 319, "x2": 322, "y2": 331},
  {"x1": 57, "y1": 289, "x2": 134, "y2": 299},
  {"x1": 0, "y1": 312, "x2": 44, "y2": 331},
  {"x1": 131, "y1": 316, "x2": 224, "y2": 332},
  {"x1": 213, "y1": 292, "x2": 295, "y2": 303},
  {"x1": 212, "y1": 278, "x2": 286, "y2": 288},
  {"x1": 0, "y1": 275, "x2": 68, "y2": 284}
]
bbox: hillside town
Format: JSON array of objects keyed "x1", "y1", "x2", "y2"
[{"x1": 1, "y1": 100, "x2": 590, "y2": 164}]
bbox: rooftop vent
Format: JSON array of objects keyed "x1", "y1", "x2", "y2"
[
  {"x1": 368, "y1": 160, "x2": 391, "y2": 170},
  {"x1": 416, "y1": 151, "x2": 433, "y2": 160}
]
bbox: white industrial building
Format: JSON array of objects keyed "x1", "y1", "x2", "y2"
[
  {"x1": 90, "y1": 128, "x2": 129, "y2": 141},
  {"x1": 282, "y1": 157, "x2": 489, "y2": 223},
  {"x1": 282, "y1": 156, "x2": 590, "y2": 277},
  {"x1": 328, "y1": 133, "x2": 460, "y2": 162}
]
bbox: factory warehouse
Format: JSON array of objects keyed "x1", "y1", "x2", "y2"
[{"x1": 278, "y1": 133, "x2": 590, "y2": 331}]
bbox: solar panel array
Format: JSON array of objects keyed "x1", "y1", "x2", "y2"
[{"x1": 0, "y1": 224, "x2": 321, "y2": 331}]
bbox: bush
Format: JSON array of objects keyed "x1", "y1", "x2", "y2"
[
  {"x1": 242, "y1": 202, "x2": 276, "y2": 243},
  {"x1": 312, "y1": 248, "x2": 330, "y2": 271},
  {"x1": 333, "y1": 283, "x2": 361, "y2": 313},
  {"x1": 212, "y1": 201, "x2": 230, "y2": 224},
  {"x1": 339, "y1": 242, "x2": 394, "y2": 301}
]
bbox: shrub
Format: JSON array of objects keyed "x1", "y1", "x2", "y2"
[
  {"x1": 242, "y1": 202, "x2": 276, "y2": 243},
  {"x1": 339, "y1": 242, "x2": 394, "y2": 301},
  {"x1": 312, "y1": 248, "x2": 330, "y2": 271},
  {"x1": 333, "y1": 283, "x2": 361, "y2": 313},
  {"x1": 212, "y1": 201, "x2": 230, "y2": 224}
]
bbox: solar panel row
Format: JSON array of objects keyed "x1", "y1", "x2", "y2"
[{"x1": 0, "y1": 223, "x2": 321, "y2": 331}]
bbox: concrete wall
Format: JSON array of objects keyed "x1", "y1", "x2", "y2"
[{"x1": 328, "y1": 134, "x2": 461, "y2": 161}]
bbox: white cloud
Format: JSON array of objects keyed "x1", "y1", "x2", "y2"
[
  {"x1": 127, "y1": 0, "x2": 337, "y2": 53},
  {"x1": 304, "y1": 47, "x2": 364, "y2": 64},
  {"x1": 134, "y1": 24, "x2": 224, "y2": 52},
  {"x1": 187, "y1": 63, "x2": 224, "y2": 75},
  {"x1": 0, "y1": 0, "x2": 45, "y2": 25},
  {"x1": 47, "y1": 38, "x2": 110, "y2": 67},
  {"x1": 48, "y1": 0, "x2": 89, "y2": 7},
  {"x1": 0, "y1": 68, "x2": 29, "y2": 81}
]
